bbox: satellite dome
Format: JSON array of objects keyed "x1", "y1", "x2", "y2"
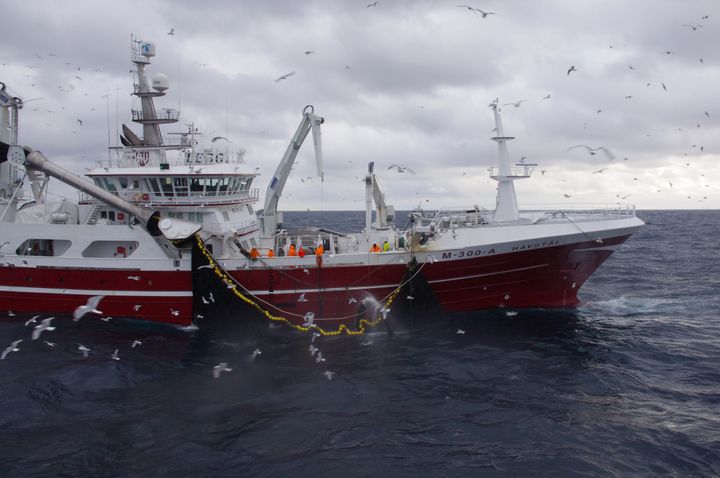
[{"x1": 151, "y1": 73, "x2": 169, "y2": 92}]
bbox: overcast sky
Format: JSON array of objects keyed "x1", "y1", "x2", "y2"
[{"x1": 2, "y1": 0, "x2": 718, "y2": 210}]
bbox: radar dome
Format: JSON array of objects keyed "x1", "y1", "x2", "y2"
[
  {"x1": 152, "y1": 73, "x2": 169, "y2": 92},
  {"x1": 140, "y1": 42, "x2": 156, "y2": 57}
]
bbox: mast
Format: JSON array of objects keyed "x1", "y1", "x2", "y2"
[
  {"x1": 128, "y1": 36, "x2": 179, "y2": 164},
  {"x1": 488, "y1": 102, "x2": 532, "y2": 222}
]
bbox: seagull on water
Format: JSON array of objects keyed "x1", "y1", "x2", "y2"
[
  {"x1": 324, "y1": 370, "x2": 335, "y2": 380},
  {"x1": 1, "y1": 340, "x2": 22, "y2": 360},
  {"x1": 309, "y1": 344, "x2": 319, "y2": 357},
  {"x1": 456, "y1": 329, "x2": 466, "y2": 335},
  {"x1": 251, "y1": 348, "x2": 262, "y2": 360},
  {"x1": 131, "y1": 340, "x2": 142, "y2": 348},
  {"x1": 73, "y1": 295, "x2": 104, "y2": 321},
  {"x1": 32, "y1": 317, "x2": 55, "y2": 340},
  {"x1": 213, "y1": 362, "x2": 232, "y2": 378},
  {"x1": 78, "y1": 344, "x2": 90, "y2": 357},
  {"x1": 111, "y1": 349, "x2": 120, "y2": 361},
  {"x1": 316, "y1": 351, "x2": 326, "y2": 363},
  {"x1": 43, "y1": 341, "x2": 56, "y2": 347}
]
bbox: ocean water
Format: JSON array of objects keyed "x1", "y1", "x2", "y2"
[{"x1": 1, "y1": 210, "x2": 719, "y2": 477}]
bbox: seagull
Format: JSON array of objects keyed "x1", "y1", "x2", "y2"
[
  {"x1": 170, "y1": 309, "x2": 180, "y2": 317},
  {"x1": 251, "y1": 348, "x2": 262, "y2": 359},
  {"x1": 211, "y1": 136, "x2": 229, "y2": 142},
  {"x1": 315, "y1": 351, "x2": 326, "y2": 363},
  {"x1": 302, "y1": 268, "x2": 310, "y2": 275},
  {"x1": 456, "y1": 329, "x2": 466, "y2": 335},
  {"x1": 324, "y1": 370, "x2": 335, "y2": 380},
  {"x1": 76, "y1": 118, "x2": 83, "y2": 126},
  {"x1": 681, "y1": 24, "x2": 703, "y2": 30},
  {"x1": 25, "y1": 315, "x2": 41, "y2": 326},
  {"x1": 567, "y1": 144, "x2": 615, "y2": 160},
  {"x1": 505, "y1": 310, "x2": 518, "y2": 317},
  {"x1": 366, "y1": 1, "x2": 378, "y2": 7},
  {"x1": 379, "y1": 306, "x2": 390, "y2": 320},
  {"x1": 78, "y1": 344, "x2": 90, "y2": 357},
  {"x1": 196, "y1": 264, "x2": 214, "y2": 270},
  {"x1": 32, "y1": 317, "x2": 55, "y2": 340},
  {"x1": 592, "y1": 168, "x2": 607, "y2": 174},
  {"x1": 127, "y1": 275, "x2": 141, "y2": 281},
  {"x1": 567, "y1": 65, "x2": 577, "y2": 76},
  {"x1": 309, "y1": 344, "x2": 319, "y2": 357},
  {"x1": 298, "y1": 293, "x2": 308, "y2": 302},
  {"x1": 1, "y1": 340, "x2": 22, "y2": 360},
  {"x1": 274, "y1": 71, "x2": 295, "y2": 82},
  {"x1": 303, "y1": 312, "x2": 315, "y2": 327},
  {"x1": 303, "y1": 50, "x2": 315, "y2": 55},
  {"x1": 132, "y1": 304, "x2": 142, "y2": 312},
  {"x1": 661, "y1": 82, "x2": 667, "y2": 92},
  {"x1": 348, "y1": 297, "x2": 357, "y2": 304},
  {"x1": 131, "y1": 340, "x2": 142, "y2": 348},
  {"x1": 563, "y1": 194, "x2": 572, "y2": 198},
  {"x1": 504, "y1": 99, "x2": 526, "y2": 107},
  {"x1": 388, "y1": 164, "x2": 415, "y2": 174},
  {"x1": 111, "y1": 349, "x2": 120, "y2": 361},
  {"x1": 73, "y1": 295, "x2": 104, "y2": 321},
  {"x1": 43, "y1": 341, "x2": 56, "y2": 347},
  {"x1": 662, "y1": 50, "x2": 676, "y2": 55},
  {"x1": 100, "y1": 316, "x2": 112, "y2": 322},
  {"x1": 542, "y1": 94, "x2": 551, "y2": 100},
  {"x1": 213, "y1": 362, "x2": 232, "y2": 378},
  {"x1": 167, "y1": 28, "x2": 175, "y2": 35}
]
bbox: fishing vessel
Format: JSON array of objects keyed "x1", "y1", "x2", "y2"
[{"x1": 0, "y1": 38, "x2": 644, "y2": 332}]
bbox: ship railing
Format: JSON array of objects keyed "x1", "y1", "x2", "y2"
[
  {"x1": 131, "y1": 109, "x2": 179, "y2": 122},
  {"x1": 139, "y1": 188, "x2": 260, "y2": 206},
  {"x1": 520, "y1": 203, "x2": 637, "y2": 217},
  {"x1": 413, "y1": 207, "x2": 494, "y2": 231},
  {"x1": 488, "y1": 166, "x2": 535, "y2": 179}
]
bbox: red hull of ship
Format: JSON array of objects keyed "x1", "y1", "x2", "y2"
[{"x1": 0, "y1": 235, "x2": 627, "y2": 328}]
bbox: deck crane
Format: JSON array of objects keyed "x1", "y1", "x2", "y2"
[
  {"x1": 261, "y1": 105, "x2": 324, "y2": 237},
  {"x1": 364, "y1": 161, "x2": 394, "y2": 232}
]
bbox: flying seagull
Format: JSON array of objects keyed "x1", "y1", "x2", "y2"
[
  {"x1": 32, "y1": 317, "x2": 55, "y2": 340},
  {"x1": 457, "y1": 6, "x2": 495, "y2": 17},
  {"x1": 388, "y1": 164, "x2": 415, "y2": 174},
  {"x1": 567, "y1": 65, "x2": 577, "y2": 76},
  {"x1": 274, "y1": 71, "x2": 295, "y2": 82},
  {"x1": 504, "y1": 99, "x2": 527, "y2": 107},
  {"x1": 167, "y1": 28, "x2": 175, "y2": 35},
  {"x1": 1, "y1": 340, "x2": 22, "y2": 360},
  {"x1": 73, "y1": 295, "x2": 104, "y2": 321},
  {"x1": 567, "y1": 144, "x2": 615, "y2": 160},
  {"x1": 213, "y1": 362, "x2": 232, "y2": 378}
]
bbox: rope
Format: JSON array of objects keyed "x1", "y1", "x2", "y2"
[
  {"x1": 560, "y1": 211, "x2": 603, "y2": 244},
  {"x1": 195, "y1": 234, "x2": 425, "y2": 336}
]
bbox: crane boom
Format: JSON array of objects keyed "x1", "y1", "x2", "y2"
[{"x1": 261, "y1": 105, "x2": 324, "y2": 236}]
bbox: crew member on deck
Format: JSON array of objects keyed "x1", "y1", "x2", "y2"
[
  {"x1": 383, "y1": 240, "x2": 390, "y2": 252},
  {"x1": 249, "y1": 247, "x2": 260, "y2": 259},
  {"x1": 315, "y1": 243, "x2": 324, "y2": 256},
  {"x1": 288, "y1": 244, "x2": 297, "y2": 256},
  {"x1": 267, "y1": 248, "x2": 275, "y2": 257},
  {"x1": 370, "y1": 243, "x2": 382, "y2": 253},
  {"x1": 298, "y1": 246, "x2": 306, "y2": 258}
]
